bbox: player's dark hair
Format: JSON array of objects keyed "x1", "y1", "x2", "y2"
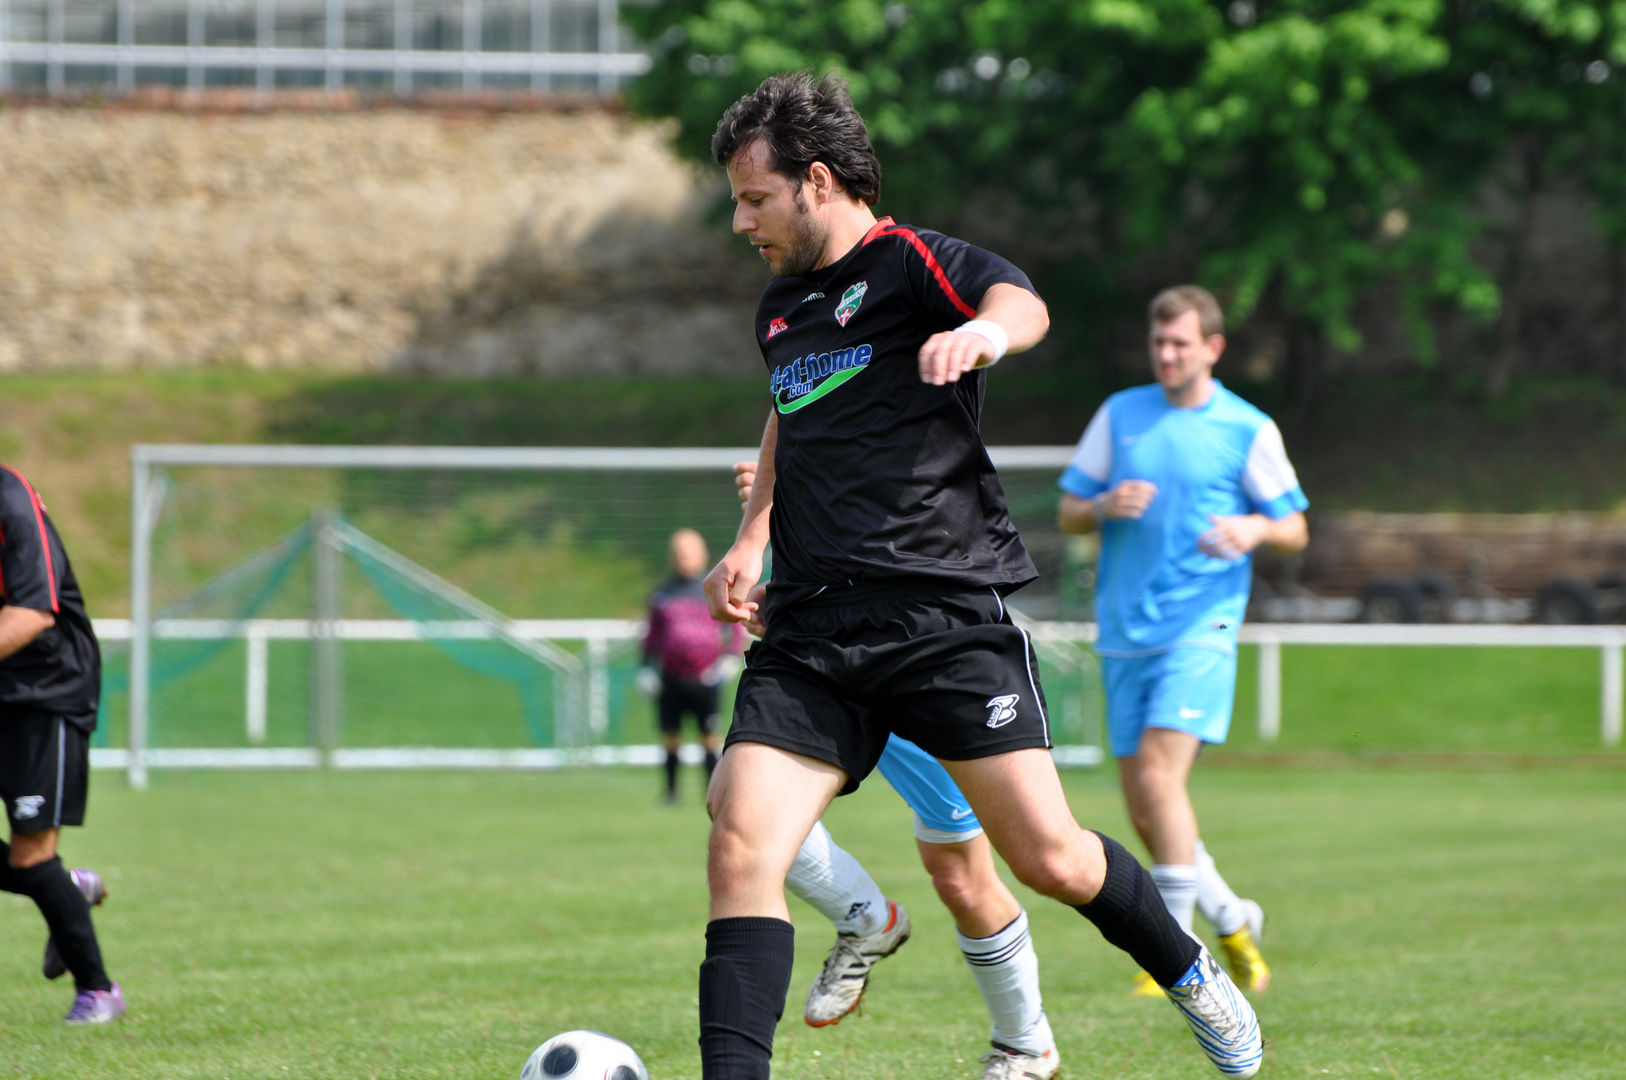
[
  {"x1": 1149, "y1": 285, "x2": 1225, "y2": 338},
  {"x1": 711, "y1": 71, "x2": 882, "y2": 206}
]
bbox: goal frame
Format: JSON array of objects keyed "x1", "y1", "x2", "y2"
[{"x1": 126, "y1": 443, "x2": 1080, "y2": 788}]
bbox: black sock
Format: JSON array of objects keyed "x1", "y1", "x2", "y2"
[
  {"x1": 1074, "y1": 832, "x2": 1199, "y2": 987},
  {"x1": 664, "y1": 750, "x2": 680, "y2": 796},
  {"x1": 699, "y1": 916, "x2": 794, "y2": 1079},
  {"x1": 703, "y1": 749, "x2": 718, "y2": 778},
  {"x1": 11, "y1": 856, "x2": 112, "y2": 993},
  {"x1": 0, "y1": 840, "x2": 19, "y2": 893}
]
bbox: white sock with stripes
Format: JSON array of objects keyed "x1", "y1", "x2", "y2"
[
  {"x1": 958, "y1": 909, "x2": 1055, "y2": 1057},
  {"x1": 784, "y1": 820, "x2": 888, "y2": 936},
  {"x1": 1194, "y1": 839, "x2": 1248, "y2": 935},
  {"x1": 1150, "y1": 863, "x2": 1199, "y2": 934}
]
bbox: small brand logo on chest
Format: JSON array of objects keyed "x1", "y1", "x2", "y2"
[
  {"x1": 834, "y1": 281, "x2": 868, "y2": 327},
  {"x1": 765, "y1": 317, "x2": 789, "y2": 340}
]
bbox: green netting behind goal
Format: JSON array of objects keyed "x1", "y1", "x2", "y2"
[{"x1": 105, "y1": 453, "x2": 1100, "y2": 761}]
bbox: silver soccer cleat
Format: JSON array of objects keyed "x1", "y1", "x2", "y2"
[
  {"x1": 977, "y1": 1045, "x2": 1061, "y2": 1080},
  {"x1": 803, "y1": 899, "x2": 911, "y2": 1026}
]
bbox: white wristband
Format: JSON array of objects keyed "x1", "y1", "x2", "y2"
[{"x1": 955, "y1": 319, "x2": 1009, "y2": 365}]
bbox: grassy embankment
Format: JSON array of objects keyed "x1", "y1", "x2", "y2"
[{"x1": 9, "y1": 369, "x2": 1626, "y2": 615}]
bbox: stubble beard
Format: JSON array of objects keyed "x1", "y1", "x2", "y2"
[{"x1": 770, "y1": 189, "x2": 828, "y2": 278}]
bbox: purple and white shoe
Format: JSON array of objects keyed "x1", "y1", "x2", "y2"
[
  {"x1": 64, "y1": 983, "x2": 125, "y2": 1024},
  {"x1": 43, "y1": 868, "x2": 108, "y2": 980}
]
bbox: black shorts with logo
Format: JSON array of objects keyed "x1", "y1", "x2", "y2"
[
  {"x1": 727, "y1": 582, "x2": 1051, "y2": 794},
  {"x1": 658, "y1": 676, "x2": 721, "y2": 737},
  {"x1": 0, "y1": 707, "x2": 92, "y2": 834}
]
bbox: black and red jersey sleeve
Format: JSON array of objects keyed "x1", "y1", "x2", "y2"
[
  {"x1": 879, "y1": 223, "x2": 1039, "y2": 333},
  {"x1": 0, "y1": 465, "x2": 59, "y2": 614}
]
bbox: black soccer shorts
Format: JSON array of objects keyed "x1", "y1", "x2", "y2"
[
  {"x1": 726, "y1": 582, "x2": 1051, "y2": 794},
  {"x1": 0, "y1": 708, "x2": 92, "y2": 834},
  {"x1": 658, "y1": 676, "x2": 721, "y2": 737}
]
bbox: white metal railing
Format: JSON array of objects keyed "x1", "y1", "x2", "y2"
[
  {"x1": 0, "y1": 0, "x2": 644, "y2": 96},
  {"x1": 91, "y1": 615, "x2": 1103, "y2": 770},
  {"x1": 96, "y1": 614, "x2": 634, "y2": 747},
  {"x1": 92, "y1": 616, "x2": 1625, "y2": 775},
  {"x1": 122, "y1": 444, "x2": 1626, "y2": 785},
  {"x1": 1024, "y1": 621, "x2": 1626, "y2": 747}
]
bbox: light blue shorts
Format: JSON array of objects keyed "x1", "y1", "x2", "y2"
[
  {"x1": 874, "y1": 734, "x2": 983, "y2": 843},
  {"x1": 1101, "y1": 647, "x2": 1238, "y2": 758}
]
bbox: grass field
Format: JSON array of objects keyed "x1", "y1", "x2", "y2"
[{"x1": 0, "y1": 766, "x2": 1621, "y2": 1079}]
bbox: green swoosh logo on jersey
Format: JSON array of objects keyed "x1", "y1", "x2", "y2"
[{"x1": 775, "y1": 364, "x2": 869, "y2": 414}]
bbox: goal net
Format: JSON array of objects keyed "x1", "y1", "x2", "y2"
[{"x1": 103, "y1": 446, "x2": 1102, "y2": 785}]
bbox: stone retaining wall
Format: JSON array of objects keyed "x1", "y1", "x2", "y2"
[{"x1": 0, "y1": 101, "x2": 765, "y2": 376}]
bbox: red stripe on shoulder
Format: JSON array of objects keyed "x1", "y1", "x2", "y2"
[
  {"x1": 0, "y1": 464, "x2": 58, "y2": 613},
  {"x1": 865, "y1": 222, "x2": 977, "y2": 319}
]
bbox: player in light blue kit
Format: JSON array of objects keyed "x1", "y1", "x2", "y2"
[
  {"x1": 731, "y1": 461, "x2": 1060, "y2": 1080},
  {"x1": 1058, "y1": 285, "x2": 1309, "y2": 996}
]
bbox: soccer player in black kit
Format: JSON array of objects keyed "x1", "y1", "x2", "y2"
[
  {"x1": 696, "y1": 74, "x2": 1263, "y2": 1078},
  {"x1": 0, "y1": 464, "x2": 123, "y2": 1023}
]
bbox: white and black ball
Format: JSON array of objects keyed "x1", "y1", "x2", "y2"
[{"x1": 519, "y1": 1031, "x2": 649, "y2": 1080}]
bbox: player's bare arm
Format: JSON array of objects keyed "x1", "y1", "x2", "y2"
[
  {"x1": 704, "y1": 413, "x2": 777, "y2": 624},
  {"x1": 918, "y1": 283, "x2": 1050, "y2": 386},
  {"x1": 1197, "y1": 510, "x2": 1309, "y2": 560},
  {"x1": 1057, "y1": 481, "x2": 1159, "y2": 534},
  {"x1": 0, "y1": 604, "x2": 55, "y2": 661}
]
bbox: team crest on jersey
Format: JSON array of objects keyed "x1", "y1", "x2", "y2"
[
  {"x1": 834, "y1": 281, "x2": 868, "y2": 326},
  {"x1": 766, "y1": 317, "x2": 789, "y2": 340},
  {"x1": 984, "y1": 694, "x2": 1020, "y2": 728},
  {"x1": 769, "y1": 343, "x2": 874, "y2": 413}
]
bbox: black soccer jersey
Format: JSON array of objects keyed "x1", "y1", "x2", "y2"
[
  {"x1": 757, "y1": 217, "x2": 1040, "y2": 593},
  {"x1": 0, "y1": 465, "x2": 101, "y2": 725}
]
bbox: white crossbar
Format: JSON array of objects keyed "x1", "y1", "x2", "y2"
[{"x1": 130, "y1": 444, "x2": 1078, "y2": 470}]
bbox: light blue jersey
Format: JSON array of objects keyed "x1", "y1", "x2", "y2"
[{"x1": 1059, "y1": 382, "x2": 1307, "y2": 657}]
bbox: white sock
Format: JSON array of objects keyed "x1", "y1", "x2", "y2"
[
  {"x1": 957, "y1": 909, "x2": 1056, "y2": 1057},
  {"x1": 1150, "y1": 863, "x2": 1199, "y2": 934},
  {"x1": 785, "y1": 820, "x2": 888, "y2": 936},
  {"x1": 1195, "y1": 839, "x2": 1248, "y2": 936}
]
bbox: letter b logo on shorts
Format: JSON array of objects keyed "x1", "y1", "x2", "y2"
[
  {"x1": 13, "y1": 795, "x2": 45, "y2": 820},
  {"x1": 984, "y1": 694, "x2": 1020, "y2": 728}
]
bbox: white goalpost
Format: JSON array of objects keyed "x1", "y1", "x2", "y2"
[{"x1": 117, "y1": 444, "x2": 1098, "y2": 789}]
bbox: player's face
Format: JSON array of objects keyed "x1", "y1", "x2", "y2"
[
  {"x1": 1148, "y1": 311, "x2": 1223, "y2": 395},
  {"x1": 670, "y1": 530, "x2": 709, "y2": 578},
  {"x1": 727, "y1": 141, "x2": 827, "y2": 278}
]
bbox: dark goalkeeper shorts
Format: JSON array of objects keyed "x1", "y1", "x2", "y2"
[
  {"x1": 658, "y1": 676, "x2": 720, "y2": 737},
  {"x1": 0, "y1": 708, "x2": 92, "y2": 834},
  {"x1": 727, "y1": 582, "x2": 1051, "y2": 794}
]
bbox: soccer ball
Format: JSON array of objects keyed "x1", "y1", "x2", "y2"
[{"x1": 519, "y1": 1031, "x2": 649, "y2": 1080}]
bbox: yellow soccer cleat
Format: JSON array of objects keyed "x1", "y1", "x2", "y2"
[
  {"x1": 1218, "y1": 900, "x2": 1271, "y2": 992},
  {"x1": 1129, "y1": 969, "x2": 1165, "y2": 997}
]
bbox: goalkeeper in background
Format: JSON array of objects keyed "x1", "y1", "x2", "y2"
[
  {"x1": 0, "y1": 463, "x2": 122, "y2": 1023},
  {"x1": 1058, "y1": 285, "x2": 1309, "y2": 995},
  {"x1": 642, "y1": 528, "x2": 745, "y2": 804}
]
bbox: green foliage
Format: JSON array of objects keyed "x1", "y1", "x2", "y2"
[{"x1": 626, "y1": 0, "x2": 1626, "y2": 361}]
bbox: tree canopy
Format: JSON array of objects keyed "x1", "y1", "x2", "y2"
[{"x1": 626, "y1": 0, "x2": 1626, "y2": 387}]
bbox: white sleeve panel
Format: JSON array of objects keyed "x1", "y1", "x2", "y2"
[
  {"x1": 1068, "y1": 404, "x2": 1114, "y2": 484},
  {"x1": 1241, "y1": 419, "x2": 1301, "y2": 505}
]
